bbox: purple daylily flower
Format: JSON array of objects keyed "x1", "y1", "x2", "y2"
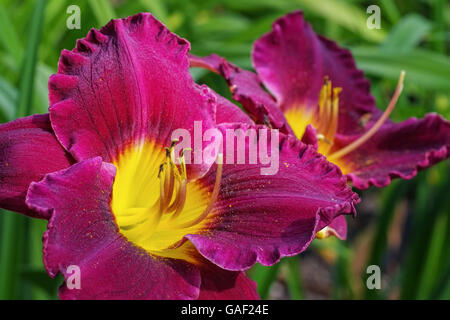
[
  {"x1": 190, "y1": 11, "x2": 450, "y2": 239},
  {"x1": 0, "y1": 13, "x2": 358, "y2": 299}
]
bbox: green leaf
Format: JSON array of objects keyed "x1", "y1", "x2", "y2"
[
  {"x1": 363, "y1": 180, "x2": 409, "y2": 299},
  {"x1": 249, "y1": 263, "x2": 280, "y2": 299},
  {"x1": 222, "y1": 0, "x2": 292, "y2": 12},
  {"x1": 0, "y1": 77, "x2": 17, "y2": 120},
  {"x1": 379, "y1": 0, "x2": 401, "y2": 24},
  {"x1": 88, "y1": 0, "x2": 116, "y2": 26},
  {"x1": 381, "y1": 14, "x2": 431, "y2": 52},
  {"x1": 0, "y1": 1, "x2": 23, "y2": 63},
  {"x1": 431, "y1": 0, "x2": 446, "y2": 53},
  {"x1": 138, "y1": 0, "x2": 168, "y2": 22},
  {"x1": 28, "y1": 219, "x2": 54, "y2": 299},
  {"x1": 416, "y1": 208, "x2": 448, "y2": 299},
  {"x1": 294, "y1": 0, "x2": 386, "y2": 43},
  {"x1": 401, "y1": 164, "x2": 449, "y2": 299},
  {"x1": 284, "y1": 257, "x2": 303, "y2": 300},
  {"x1": 21, "y1": 269, "x2": 60, "y2": 299},
  {"x1": 352, "y1": 47, "x2": 450, "y2": 89},
  {"x1": 17, "y1": 0, "x2": 47, "y2": 117},
  {"x1": 0, "y1": 0, "x2": 47, "y2": 300},
  {"x1": 0, "y1": 212, "x2": 27, "y2": 299}
]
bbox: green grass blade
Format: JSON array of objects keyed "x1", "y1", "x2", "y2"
[
  {"x1": 17, "y1": 0, "x2": 47, "y2": 117},
  {"x1": 379, "y1": 0, "x2": 400, "y2": 24},
  {"x1": 28, "y1": 219, "x2": 54, "y2": 299},
  {"x1": 138, "y1": 0, "x2": 167, "y2": 22},
  {"x1": 416, "y1": 208, "x2": 448, "y2": 299},
  {"x1": 363, "y1": 180, "x2": 409, "y2": 299},
  {"x1": 400, "y1": 165, "x2": 448, "y2": 299},
  {"x1": 431, "y1": 0, "x2": 446, "y2": 53},
  {"x1": 381, "y1": 14, "x2": 431, "y2": 52},
  {"x1": 285, "y1": 256, "x2": 303, "y2": 300},
  {"x1": 0, "y1": 212, "x2": 27, "y2": 299},
  {"x1": 0, "y1": 2, "x2": 23, "y2": 63},
  {"x1": 353, "y1": 47, "x2": 450, "y2": 89},
  {"x1": 0, "y1": 77, "x2": 17, "y2": 120},
  {"x1": 334, "y1": 241, "x2": 354, "y2": 300},
  {"x1": 0, "y1": 0, "x2": 47, "y2": 300},
  {"x1": 294, "y1": 0, "x2": 386, "y2": 43}
]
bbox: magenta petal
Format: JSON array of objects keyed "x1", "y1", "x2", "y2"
[
  {"x1": 187, "y1": 124, "x2": 358, "y2": 271},
  {"x1": 26, "y1": 158, "x2": 200, "y2": 300},
  {"x1": 301, "y1": 124, "x2": 319, "y2": 150},
  {"x1": 252, "y1": 11, "x2": 376, "y2": 135},
  {"x1": 198, "y1": 259, "x2": 259, "y2": 300},
  {"x1": 190, "y1": 54, "x2": 292, "y2": 134},
  {"x1": 49, "y1": 14, "x2": 216, "y2": 177},
  {"x1": 317, "y1": 215, "x2": 347, "y2": 240},
  {"x1": 211, "y1": 89, "x2": 254, "y2": 125},
  {"x1": 334, "y1": 113, "x2": 450, "y2": 189},
  {"x1": 0, "y1": 114, "x2": 73, "y2": 217},
  {"x1": 199, "y1": 271, "x2": 259, "y2": 300}
]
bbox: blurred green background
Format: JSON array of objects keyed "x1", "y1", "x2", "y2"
[{"x1": 0, "y1": 0, "x2": 449, "y2": 300}]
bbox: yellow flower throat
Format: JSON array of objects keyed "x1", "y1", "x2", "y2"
[
  {"x1": 285, "y1": 72, "x2": 405, "y2": 170},
  {"x1": 111, "y1": 141, "x2": 223, "y2": 259}
]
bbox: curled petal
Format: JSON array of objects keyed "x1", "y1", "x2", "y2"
[
  {"x1": 252, "y1": 11, "x2": 377, "y2": 135},
  {"x1": 49, "y1": 13, "x2": 216, "y2": 178},
  {"x1": 26, "y1": 157, "x2": 201, "y2": 299},
  {"x1": 301, "y1": 124, "x2": 319, "y2": 150},
  {"x1": 190, "y1": 54, "x2": 292, "y2": 134},
  {"x1": 332, "y1": 113, "x2": 450, "y2": 189},
  {"x1": 0, "y1": 114, "x2": 73, "y2": 217},
  {"x1": 316, "y1": 215, "x2": 347, "y2": 240},
  {"x1": 187, "y1": 124, "x2": 359, "y2": 271}
]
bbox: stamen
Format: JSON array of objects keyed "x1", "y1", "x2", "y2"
[
  {"x1": 327, "y1": 71, "x2": 405, "y2": 161},
  {"x1": 167, "y1": 154, "x2": 188, "y2": 218},
  {"x1": 176, "y1": 154, "x2": 223, "y2": 229},
  {"x1": 314, "y1": 78, "x2": 341, "y2": 155}
]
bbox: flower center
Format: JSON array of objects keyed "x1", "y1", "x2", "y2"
[
  {"x1": 111, "y1": 140, "x2": 222, "y2": 258},
  {"x1": 285, "y1": 77, "x2": 341, "y2": 156},
  {"x1": 285, "y1": 72, "x2": 405, "y2": 166}
]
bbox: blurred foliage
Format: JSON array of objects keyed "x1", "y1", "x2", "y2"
[{"x1": 0, "y1": 0, "x2": 449, "y2": 300}]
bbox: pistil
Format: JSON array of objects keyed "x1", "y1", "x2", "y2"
[{"x1": 327, "y1": 71, "x2": 405, "y2": 162}]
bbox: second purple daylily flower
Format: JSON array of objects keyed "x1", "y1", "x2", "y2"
[{"x1": 191, "y1": 11, "x2": 450, "y2": 238}]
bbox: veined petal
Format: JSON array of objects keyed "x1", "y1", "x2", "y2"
[
  {"x1": 252, "y1": 11, "x2": 376, "y2": 136},
  {"x1": 332, "y1": 113, "x2": 450, "y2": 189},
  {"x1": 26, "y1": 157, "x2": 201, "y2": 300},
  {"x1": 190, "y1": 54, "x2": 292, "y2": 134},
  {"x1": 0, "y1": 114, "x2": 73, "y2": 217},
  {"x1": 49, "y1": 13, "x2": 216, "y2": 178},
  {"x1": 187, "y1": 124, "x2": 359, "y2": 271}
]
